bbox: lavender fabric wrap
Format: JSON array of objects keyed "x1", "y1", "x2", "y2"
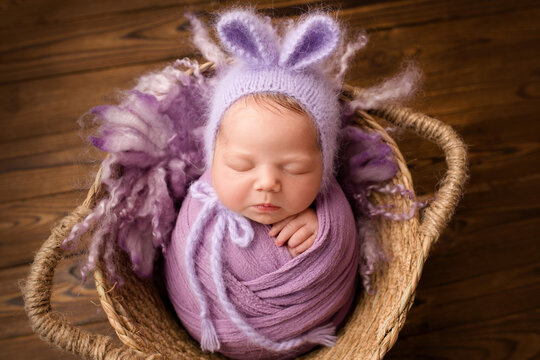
[{"x1": 164, "y1": 170, "x2": 359, "y2": 360}]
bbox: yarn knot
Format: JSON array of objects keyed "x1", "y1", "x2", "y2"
[
  {"x1": 190, "y1": 181, "x2": 254, "y2": 247},
  {"x1": 185, "y1": 180, "x2": 254, "y2": 352}
]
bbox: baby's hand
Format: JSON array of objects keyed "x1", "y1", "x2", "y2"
[{"x1": 269, "y1": 208, "x2": 318, "y2": 257}]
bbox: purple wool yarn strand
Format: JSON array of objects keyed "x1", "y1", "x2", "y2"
[
  {"x1": 185, "y1": 182, "x2": 337, "y2": 353},
  {"x1": 65, "y1": 7, "x2": 425, "y2": 288},
  {"x1": 164, "y1": 171, "x2": 358, "y2": 360},
  {"x1": 59, "y1": 14, "x2": 431, "y2": 360}
]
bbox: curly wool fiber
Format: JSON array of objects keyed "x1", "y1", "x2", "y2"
[
  {"x1": 65, "y1": 8, "x2": 425, "y2": 291},
  {"x1": 63, "y1": 60, "x2": 208, "y2": 280}
]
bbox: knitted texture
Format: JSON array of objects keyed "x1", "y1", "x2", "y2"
[
  {"x1": 164, "y1": 170, "x2": 358, "y2": 359},
  {"x1": 62, "y1": 7, "x2": 424, "y2": 283},
  {"x1": 23, "y1": 101, "x2": 469, "y2": 360},
  {"x1": 205, "y1": 10, "x2": 341, "y2": 192}
]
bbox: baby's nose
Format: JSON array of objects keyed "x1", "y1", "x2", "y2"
[{"x1": 255, "y1": 168, "x2": 281, "y2": 192}]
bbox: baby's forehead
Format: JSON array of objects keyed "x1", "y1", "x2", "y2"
[
  {"x1": 219, "y1": 94, "x2": 318, "y2": 133},
  {"x1": 215, "y1": 95, "x2": 322, "y2": 154}
]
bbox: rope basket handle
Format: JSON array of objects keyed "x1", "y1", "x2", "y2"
[{"x1": 371, "y1": 106, "x2": 468, "y2": 244}]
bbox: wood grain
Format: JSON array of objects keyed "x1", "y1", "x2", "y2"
[
  {"x1": 0, "y1": 191, "x2": 89, "y2": 268},
  {"x1": 0, "y1": 255, "x2": 108, "y2": 340},
  {"x1": 1, "y1": 0, "x2": 538, "y2": 359}
]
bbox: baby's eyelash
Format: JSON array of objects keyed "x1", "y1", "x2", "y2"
[
  {"x1": 282, "y1": 165, "x2": 312, "y2": 175},
  {"x1": 227, "y1": 162, "x2": 254, "y2": 172}
]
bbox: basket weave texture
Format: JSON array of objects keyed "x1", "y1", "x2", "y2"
[{"x1": 22, "y1": 62, "x2": 468, "y2": 360}]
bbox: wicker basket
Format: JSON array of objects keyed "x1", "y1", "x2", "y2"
[{"x1": 22, "y1": 61, "x2": 468, "y2": 360}]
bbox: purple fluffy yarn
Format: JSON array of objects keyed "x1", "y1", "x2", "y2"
[
  {"x1": 185, "y1": 10, "x2": 425, "y2": 295},
  {"x1": 338, "y1": 122, "x2": 428, "y2": 294},
  {"x1": 63, "y1": 59, "x2": 208, "y2": 281},
  {"x1": 64, "y1": 9, "x2": 427, "y2": 293}
]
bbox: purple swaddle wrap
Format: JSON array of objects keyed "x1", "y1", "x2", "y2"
[{"x1": 164, "y1": 170, "x2": 359, "y2": 360}]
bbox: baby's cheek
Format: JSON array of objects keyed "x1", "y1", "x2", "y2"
[
  {"x1": 286, "y1": 179, "x2": 320, "y2": 212},
  {"x1": 213, "y1": 173, "x2": 250, "y2": 212},
  {"x1": 220, "y1": 189, "x2": 246, "y2": 212}
]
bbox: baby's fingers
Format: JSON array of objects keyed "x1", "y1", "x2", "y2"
[
  {"x1": 269, "y1": 215, "x2": 295, "y2": 237},
  {"x1": 289, "y1": 233, "x2": 317, "y2": 256},
  {"x1": 287, "y1": 226, "x2": 315, "y2": 249},
  {"x1": 274, "y1": 221, "x2": 303, "y2": 247}
]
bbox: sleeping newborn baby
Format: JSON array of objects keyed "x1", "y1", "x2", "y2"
[
  {"x1": 212, "y1": 93, "x2": 321, "y2": 258},
  {"x1": 164, "y1": 10, "x2": 359, "y2": 360}
]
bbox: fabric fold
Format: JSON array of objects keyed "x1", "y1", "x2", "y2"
[{"x1": 164, "y1": 170, "x2": 359, "y2": 360}]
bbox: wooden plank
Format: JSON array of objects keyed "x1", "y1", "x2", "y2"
[
  {"x1": 0, "y1": 0, "x2": 202, "y2": 29},
  {"x1": 337, "y1": 0, "x2": 539, "y2": 32},
  {"x1": 0, "y1": 145, "x2": 103, "y2": 174},
  {"x1": 0, "y1": 321, "x2": 115, "y2": 360},
  {"x1": 0, "y1": 191, "x2": 87, "y2": 269},
  {"x1": 1, "y1": 0, "x2": 538, "y2": 83},
  {"x1": 423, "y1": 215, "x2": 540, "y2": 287},
  {"x1": 414, "y1": 261, "x2": 540, "y2": 307},
  {"x1": 0, "y1": 256, "x2": 109, "y2": 340},
  {"x1": 0, "y1": 7, "x2": 194, "y2": 84},
  {"x1": 2, "y1": 0, "x2": 535, "y2": 32},
  {"x1": 349, "y1": 10, "x2": 540, "y2": 113},
  {"x1": 0, "y1": 0, "x2": 324, "y2": 29},
  {"x1": 0, "y1": 64, "x2": 151, "y2": 143},
  {"x1": 387, "y1": 308, "x2": 540, "y2": 359},
  {"x1": 0, "y1": 130, "x2": 87, "y2": 162},
  {"x1": 415, "y1": 258, "x2": 539, "y2": 324},
  {"x1": 0, "y1": 163, "x2": 97, "y2": 203}
]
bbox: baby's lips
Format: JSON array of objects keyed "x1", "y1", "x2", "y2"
[{"x1": 255, "y1": 203, "x2": 281, "y2": 212}]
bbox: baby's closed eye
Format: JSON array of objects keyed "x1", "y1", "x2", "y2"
[
  {"x1": 225, "y1": 158, "x2": 254, "y2": 172},
  {"x1": 282, "y1": 162, "x2": 315, "y2": 175}
]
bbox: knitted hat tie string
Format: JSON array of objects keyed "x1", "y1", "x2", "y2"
[{"x1": 185, "y1": 181, "x2": 337, "y2": 353}]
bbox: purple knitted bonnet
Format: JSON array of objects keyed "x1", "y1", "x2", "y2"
[{"x1": 205, "y1": 10, "x2": 342, "y2": 191}]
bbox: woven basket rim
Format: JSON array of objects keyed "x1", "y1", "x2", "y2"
[
  {"x1": 93, "y1": 106, "x2": 416, "y2": 360},
  {"x1": 23, "y1": 61, "x2": 469, "y2": 360}
]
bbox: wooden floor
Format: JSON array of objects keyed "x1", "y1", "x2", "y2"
[{"x1": 1, "y1": 1, "x2": 539, "y2": 359}]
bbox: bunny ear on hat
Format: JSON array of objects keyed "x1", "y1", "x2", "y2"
[
  {"x1": 279, "y1": 14, "x2": 340, "y2": 70},
  {"x1": 216, "y1": 10, "x2": 279, "y2": 66}
]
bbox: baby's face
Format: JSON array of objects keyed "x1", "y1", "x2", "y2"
[{"x1": 211, "y1": 96, "x2": 322, "y2": 225}]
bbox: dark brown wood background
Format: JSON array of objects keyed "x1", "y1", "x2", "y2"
[{"x1": 1, "y1": 0, "x2": 539, "y2": 359}]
